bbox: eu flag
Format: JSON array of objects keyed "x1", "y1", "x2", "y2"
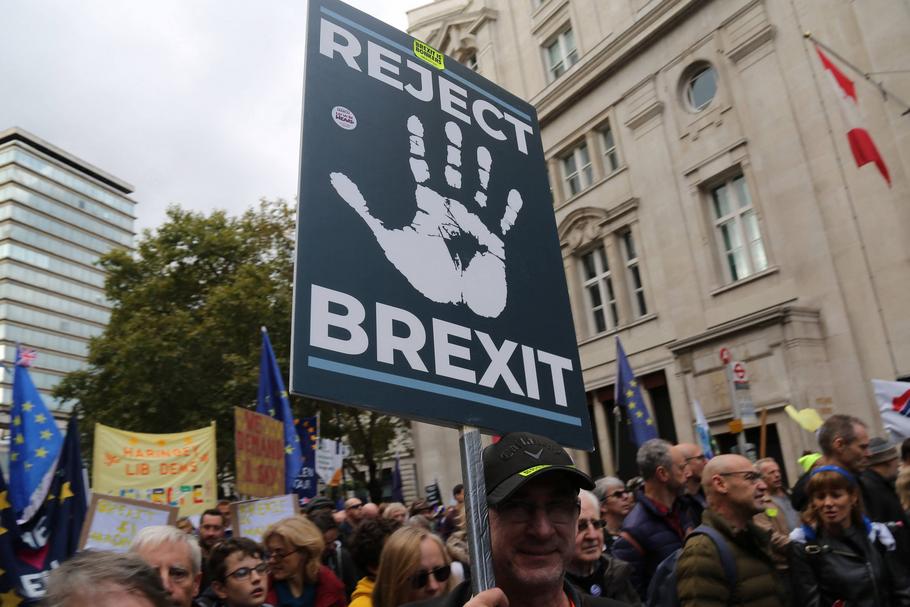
[
  {"x1": 257, "y1": 327, "x2": 303, "y2": 494},
  {"x1": 615, "y1": 338, "x2": 658, "y2": 447},
  {"x1": 0, "y1": 467, "x2": 25, "y2": 606},
  {"x1": 9, "y1": 347, "x2": 63, "y2": 520},
  {"x1": 391, "y1": 453, "x2": 404, "y2": 503},
  {"x1": 294, "y1": 416, "x2": 319, "y2": 500}
]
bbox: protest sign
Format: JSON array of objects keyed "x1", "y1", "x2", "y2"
[
  {"x1": 231, "y1": 494, "x2": 299, "y2": 542},
  {"x1": 234, "y1": 407, "x2": 285, "y2": 497},
  {"x1": 78, "y1": 494, "x2": 177, "y2": 552},
  {"x1": 315, "y1": 438, "x2": 344, "y2": 486},
  {"x1": 92, "y1": 422, "x2": 217, "y2": 515},
  {"x1": 290, "y1": 0, "x2": 592, "y2": 449}
]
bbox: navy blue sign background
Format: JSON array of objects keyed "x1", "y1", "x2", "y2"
[{"x1": 291, "y1": 0, "x2": 593, "y2": 450}]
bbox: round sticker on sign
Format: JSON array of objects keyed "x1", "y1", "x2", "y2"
[{"x1": 332, "y1": 106, "x2": 357, "y2": 130}]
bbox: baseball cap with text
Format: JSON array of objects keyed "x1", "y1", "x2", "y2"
[{"x1": 484, "y1": 432, "x2": 594, "y2": 505}]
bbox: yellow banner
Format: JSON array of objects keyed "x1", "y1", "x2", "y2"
[{"x1": 93, "y1": 422, "x2": 217, "y2": 515}]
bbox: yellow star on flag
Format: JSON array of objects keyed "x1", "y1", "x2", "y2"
[
  {"x1": 626, "y1": 389, "x2": 634, "y2": 398},
  {"x1": 646, "y1": 419, "x2": 654, "y2": 426},
  {"x1": 0, "y1": 588, "x2": 23, "y2": 607},
  {"x1": 12, "y1": 415, "x2": 21, "y2": 426},
  {"x1": 269, "y1": 408, "x2": 276, "y2": 417},
  {"x1": 60, "y1": 481, "x2": 74, "y2": 501},
  {"x1": 24, "y1": 462, "x2": 32, "y2": 470},
  {"x1": 35, "y1": 413, "x2": 46, "y2": 423},
  {"x1": 629, "y1": 402, "x2": 637, "y2": 409},
  {"x1": 10, "y1": 453, "x2": 17, "y2": 462},
  {"x1": 45, "y1": 492, "x2": 56, "y2": 503},
  {"x1": 0, "y1": 490, "x2": 10, "y2": 510},
  {"x1": 281, "y1": 391, "x2": 288, "y2": 398},
  {"x1": 40, "y1": 429, "x2": 53, "y2": 440},
  {"x1": 635, "y1": 411, "x2": 644, "y2": 418},
  {"x1": 14, "y1": 435, "x2": 24, "y2": 445},
  {"x1": 285, "y1": 445, "x2": 293, "y2": 454},
  {"x1": 22, "y1": 402, "x2": 33, "y2": 412},
  {"x1": 630, "y1": 380, "x2": 638, "y2": 388},
  {"x1": 0, "y1": 526, "x2": 6, "y2": 538},
  {"x1": 36, "y1": 446, "x2": 49, "y2": 458}
]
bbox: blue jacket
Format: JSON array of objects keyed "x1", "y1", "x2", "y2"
[{"x1": 611, "y1": 491, "x2": 693, "y2": 599}]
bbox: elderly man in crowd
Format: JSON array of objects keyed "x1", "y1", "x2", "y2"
[
  {"x1": 44, "y1": 550, "x2": 171, "y2": 607},
  {"x1": 402, "y1": 432, "x2": 626, "y2": 607},
  {"x1": 676, "y1": 454, "x2": 786, "y2": 607},
  {"x1": 677, "y1": 443, "x2": 708, "y2": 525},
  {"x1": 130, "y1": 525, "x2": 203, "y2": 607},
  {"x1": 592, "y1": 476, "x2": 633, "y2": 551},
  {"x1": 612, "y1": 439, "x2": 692, "y2": 599}
]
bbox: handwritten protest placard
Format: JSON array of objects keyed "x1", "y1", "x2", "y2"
[
  {"x1": 79, "y1": 494, "x2": 178, "y2": 552},
  {"x1": 234, "y1": 407, "x2": 285, "y2": 497},
  {"x1": 231, "y1": 494, "x2": 299, "y2": 542}
]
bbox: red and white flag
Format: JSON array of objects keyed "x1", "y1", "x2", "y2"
[
  {"x1": 871, "y1": 379, "x2": 910, "y2": 441},
  {"x1": 816, "y1": 46, "x2": 891, "y2": 186}
]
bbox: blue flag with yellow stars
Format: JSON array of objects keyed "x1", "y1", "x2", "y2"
[
  {"x1": 294, "y1": 416, "x2": 319, "y2": 500},
  {"x1": 9, "y1": 347, "x2": 63, "y2": 521},
  {"x1": 0, "y1": 467, "x2": 26, "y2": 607},
  {"x1": 257, "y1": 327, "x2": 303, "y2": 494},
  {"x1": 615, "y1": 337, "x2": 658, "y2": 447}
]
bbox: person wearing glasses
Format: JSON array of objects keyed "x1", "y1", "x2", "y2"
[
  {"x1": 593, "y1": 477, "x2": 634, "y2": 551},
  {"x1": 401, "y1": 432, "x2": 626, "y2": 607},
  {"x1": 678, "y1": 443, "x2": 709, "y2": 525},
  {"x1": 788, "y1": 465, "x2": 910, "y2": 607},
  {"x1": 262, "y1": 516, "x2": 346, "y2": 607},
  {"x1": 208, "y1": 538, "x2": 272, "y2": 607},
  {"x1": 675, "y1": 454, "x2": 787, "y2": 607},
  {"x1": 566, "y1": 490, "x2": 641, "y2": 605},
  {"x1": 371, "y1": 525, "x2": 454, "y2": 607}
]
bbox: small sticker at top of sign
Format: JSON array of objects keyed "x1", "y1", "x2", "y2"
[
  {"x1": 332, "y1": 106, "x2": 357, "y2": 130},
  {"x1": 413, "y1": 39, "x2": 444, "y2": 70}
]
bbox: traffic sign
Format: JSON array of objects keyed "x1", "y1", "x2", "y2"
[
  {"x1": 719, "y1": 347, "x2": 731, "y2": 364},
  {"x1": 732, "y1": 361, "x2": 747, "y2": 382}
]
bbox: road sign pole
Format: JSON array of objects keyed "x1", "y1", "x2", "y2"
[
  {"x1": 459, "y1": 426, "x2": 495, "y2": 594},
  {"x1": 725, "y1": 364, "x2": 748, "y2": 454}
]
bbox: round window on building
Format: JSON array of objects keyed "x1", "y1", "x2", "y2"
[{"x1": 682, "y1": 63, "x2": 718, "y2": 112}]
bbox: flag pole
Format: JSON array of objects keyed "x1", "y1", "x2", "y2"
[{"x1": 804, "y1": 32, "x2": 910, "y2": 116}]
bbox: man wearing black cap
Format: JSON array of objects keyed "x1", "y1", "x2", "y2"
[{"x1": 402, "y1": 432, "x2": 625, "y2": 607}]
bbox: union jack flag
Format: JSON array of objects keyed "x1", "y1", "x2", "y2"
[{"x1": 16, "y1": 347, "x2": 37, "y2": 367}]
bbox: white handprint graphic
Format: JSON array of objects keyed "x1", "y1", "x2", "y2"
[{"x1": 330, "y1": 115, "x2": 523, "y2": 318}]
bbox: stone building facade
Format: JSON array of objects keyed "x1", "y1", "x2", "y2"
[{"x1": 406, "y1": 0, "x2": 910, "y2": 483}]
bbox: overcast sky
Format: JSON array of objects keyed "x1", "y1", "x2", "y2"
[{"x1": 1, "y1": 0, "x2": 429, "y2": 234}]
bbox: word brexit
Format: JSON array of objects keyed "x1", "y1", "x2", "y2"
[{"x1": 309, "y1": 284, "x2": 574, "y2": 407}]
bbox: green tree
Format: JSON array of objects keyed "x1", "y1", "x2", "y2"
[{"x1": 56, "y1": 199, "x2": 405, "y2": 500}]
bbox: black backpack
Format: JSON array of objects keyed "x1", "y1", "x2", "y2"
[{"x1": 645, "y1": 524, "x2": 737, "y2": 607}]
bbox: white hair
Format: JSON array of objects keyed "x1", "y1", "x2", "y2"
[
  {"x1": 129, "y1": 525, "x2": 202, "y2": 574},
  {"x1": 579, "y1": 489, "x2": 599, "y2": 512}
]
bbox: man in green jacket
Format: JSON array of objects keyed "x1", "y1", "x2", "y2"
[{"x1": 676, "y1": 454, "x2": 788, "y2": 607}]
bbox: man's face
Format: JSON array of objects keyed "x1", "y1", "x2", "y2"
[
  {"x1": 133, "y1": 541, "x2": 200, "y2": 607},
  {"x1": 322, "y1": 528, "x2": 339, "y2": 559},
  {"x1": 684, "y1": 447, "x2": 707, "y2": 485},
  {"x1": 199, "y1": 514, "x2": 225, "y2": 549},
  {"x1": 718, "y1": 460, "x2": 767, "y2": 517},
  {"x1": 212, "y1": 552, "x2": 268, "y2": 607},
  {"x1": 666, "y1": 447, "x2": 689, "y2": 494},
  {"x1": 345, "y1": 499, "x2": 363, "y2": 522},
  {"x1": 572, "y1": 498, "x2": 604, "y2": 569},
  {"x1": 835, "y1": 424, "x2": 871, "y2": 472},
  {"x1": 600, "y1": 486, "x2": 633, "y2": 519},
  {"x1": 875, "y1": 457, "x2": 900, "y2": 482},
  {"x1": 218, "y1": 503, "x2": 232, "y2": 527},
  {"x1": 454, "y1": 488, "x2": 465, "y2": 504},
  {"x1": 758, "y1": 460, "x2": 783, "y2": 492},
  {"x1": 489, "y1": 476, "x2": 577, "y2": 593}
]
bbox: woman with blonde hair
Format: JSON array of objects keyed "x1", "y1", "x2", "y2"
[
  {"x1": 262, "y1": 515, "x2": 346, "y2": 607},
  {"x1": 382, "y1": 502, "x2": 408, "y2": 525},
  {"x1": 372, "y1": 526, "x2": 454, "y2": 607},
  {"x1": 789, "y1": 465, "x2": 910, "y2": 607}
]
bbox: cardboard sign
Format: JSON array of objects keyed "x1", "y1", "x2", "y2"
[
  {"x1": 79, "y1": 494, "x2": 178, "y2": 552},
  {"x1": 290, "y1": 0, "x2": 592, "y2": 449},
  {"x1": 231, "y1": 494, "x2": 300, "y2": 542},
  {"x1": 92, "y1": 422, "x2": 218, "y2": 515},
  {"x1": 234, "y1": 407, "x2": 285, "y2": 497}
]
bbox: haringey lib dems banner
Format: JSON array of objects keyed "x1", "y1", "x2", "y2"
[
  {"x1": 291, "y1": 0, "x2": 592, "y2": 449},
  {"x1": 92, "y1": 423, "x2": 217, "y2": 515},
  {"x1": 234, "y1": 407, "x2": 285, "y2": 498}
]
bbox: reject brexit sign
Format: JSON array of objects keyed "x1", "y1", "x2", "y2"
[{"x1": 291, "y1": 0, "x2": 593, "y2": 449}]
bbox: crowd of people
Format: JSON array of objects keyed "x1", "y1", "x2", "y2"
[{"x1": 46, "y1": 416, "x2": 910, "y2": 607}]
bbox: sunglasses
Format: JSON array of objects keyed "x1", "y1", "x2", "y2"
[
  {"x1": 411, "y1": 564, "x2": 451, "y2": 589},
  {"x1": 577, "y1": 518, "x2": 607, "y2": 533},
  {"x1": 718, "y1": 470, "x2": 763, "y2": 483},
  {"x1": 224, "y1": 562, "x2": 269, "y2": 581},
  {"x1": 603, "y1": 489, "x2": 630, "y2": 500}
]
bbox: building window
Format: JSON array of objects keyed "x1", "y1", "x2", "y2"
[
  {"x1": 621, "y1": 230, "x2": 647, "y2": 317},
  {"x1": 600, "y1": 123, "x2": 619, "y2": 174},
  {"x1": 684, "y1": 63, "x2": 717, "y2": 111},
  {"x1": 710, "y1": 174, "x2": 768, "y2": 282},
  {"x1": 561, "y1": 143, "x2": 593, "y2": 198},
  {"x1": 544, "y1": 29, "x2": 578, "y2": 81},
  {"x1": 580, "y1": 245, "x2": 618, "y2": 334}
]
